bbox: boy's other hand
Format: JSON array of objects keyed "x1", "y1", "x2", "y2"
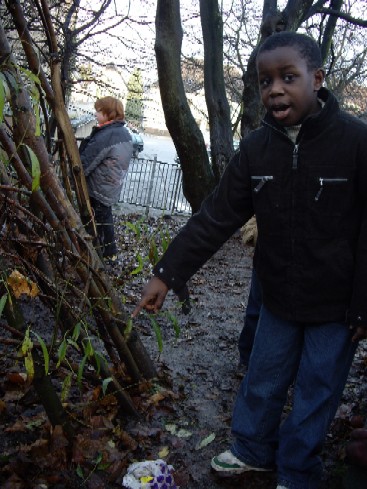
[
  {"x1": 351, "y1": 326, "x2": 367, "y2": 342},
  {"x1": 132, "y1": 276, "x2": 169, "y2": 317}
]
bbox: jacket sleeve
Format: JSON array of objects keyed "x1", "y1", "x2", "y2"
[
  {"x1": 153, "y1": 149, "x2": 254, "y2": 292},
  {"x1": 348, "y1": 133, "x2": 367, "y2": 328}
]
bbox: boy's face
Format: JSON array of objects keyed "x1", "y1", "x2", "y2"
[{"x1": 257, "y1": 46, "x2": 325, "y2": 127}]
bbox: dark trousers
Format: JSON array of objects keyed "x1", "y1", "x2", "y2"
[
  {"x1": 238, "y1": 268, "x2": 262, "y2": 366},
  {"x1": 90, "y1": 198, "x2": 117, "y2": 257}
]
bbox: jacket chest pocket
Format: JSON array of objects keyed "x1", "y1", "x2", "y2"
[
  {"x1": 304, "y1": 168, "x2": 353, "y2": 238},
  {"x1": 311, "y1": 176, "x2": 350, "y2": 216}
]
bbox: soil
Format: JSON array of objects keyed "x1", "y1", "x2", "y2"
[{"x1": 1, "y1": 210, "x2": 367, "y2": 489}]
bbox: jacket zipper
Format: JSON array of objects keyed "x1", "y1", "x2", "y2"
[
  {"x1": 314, "y1": 177, "x2": 348, "y2": 201},
  {"x1": 261, "y1": 119, "x2": 302, "y2": 318},
  {"x1": 293, "y1": 144, "x2": 299, "y2": 170},
  {"x1": 252, "y1": 175, "x2": 274, "y2": 192}
]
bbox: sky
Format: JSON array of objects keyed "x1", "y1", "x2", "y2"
[{"x1": 78, "y1": 1, "x2": 367, "y2": 93}]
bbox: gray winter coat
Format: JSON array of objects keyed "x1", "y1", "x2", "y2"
[{"x1": 80, "y1": 120, "x2": 133, "y2": 206}]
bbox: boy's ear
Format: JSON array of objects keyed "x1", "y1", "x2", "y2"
[{"x1": 314, "y1": 68, "x2": 325, "y2": 91}]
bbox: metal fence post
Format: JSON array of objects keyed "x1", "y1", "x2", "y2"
[{"x1": 145, "y1": 155, "x2": 157, "y2": 216}]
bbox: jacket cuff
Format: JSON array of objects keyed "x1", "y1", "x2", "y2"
[
  {"x1": 153, "y1": 262, "x2": 184, "y2": 293},
  {"x1": 348, "y1": 312, "x2": 367, "y2": 328}
]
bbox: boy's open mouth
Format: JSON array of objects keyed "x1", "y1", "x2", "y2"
[{"x1": 271, "y1": 104, "x2": 291, "y2": 121}]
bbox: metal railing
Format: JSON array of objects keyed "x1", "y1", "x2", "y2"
[{"x1": 119, "y1": 156, "x2": 191, "y2": 215}]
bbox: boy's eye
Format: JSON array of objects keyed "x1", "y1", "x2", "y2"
[
  {"x1": 283, "y1": 74, "x2": 295, "y2": 83},
  {"x1": 259, "y1": 78, "x2": 271, "y2": 89}
]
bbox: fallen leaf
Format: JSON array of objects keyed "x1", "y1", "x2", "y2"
[
  {"x1": 158, "y1": 446, "x2": 170, "y2": 458},
  {"x1": 195, "y1": 433, "x2": 216, "y2": 450},
  {"x1": 7, "y1": 270, "x2": 39, "y2": 299},
  {"x1": 165, "y1": 424, "x2": 192, "y2": 438},
  {"x1": 7, "y1": 372, "x2": 27, "y2": 384}
]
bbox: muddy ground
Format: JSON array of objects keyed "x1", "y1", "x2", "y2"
[
  {"x1": 115, "y1": 211, "x2": 367, "y2": 489},
  {"x1": 0, "y1": 210, "x2": 367, "y2": 488}
]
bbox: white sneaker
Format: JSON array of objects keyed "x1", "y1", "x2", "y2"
[
  {"x1": 211, "y1": 450, "x2": 272, "y2": 475},
  {"x1": 277, "y1": 486, "x2": 290, "y2": 489}
]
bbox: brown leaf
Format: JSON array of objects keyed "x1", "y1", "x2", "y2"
[
  {"x1": 0, "y1": 399, "x2": 7, "y2": 414},
  {"x1": 5, "y1": 420, "x2": 27, "y2": 433},
  {"x1": 7, "y1": 372, "x2": 27, "y2": 385},
  {"x1": 115, "y1": 426, "x2": 138, "y2": 450},
  {"x1": 7, "y1": 270, "x2": 39, "y2": 299}
]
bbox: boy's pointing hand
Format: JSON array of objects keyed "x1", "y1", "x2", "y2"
[
  {"x1": 132, "y1": 276, "x2": 169, "y2": 317},
  {"x1": 351, "y1": 326, "x2": 367, "y2": 342}
]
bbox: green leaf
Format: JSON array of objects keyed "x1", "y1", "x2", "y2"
[
  {"x1": 34, "y1": 332, "x2": 49, "y2": 375},
  {"x1": 72, "y1": 322, "x2": 82, "y2": 341},
  {"x1": 24, "y1": 353, "x2": 34, "y2": 381},
  {"x1": 160, "y1": 229, "x2": 171, "y2": 253},
  {"x1": 148, "y1": 315, "x2": 163, "y2": 352},
  {"x1": 21, "y1": 328, "x2": 34, "y2": 381},
  {"x1": 102, "y1": 377, "x2": 113, "y2": 395},
  {"x1": 83, "y1": 339, "x2": 94, "y2": 357},
  {"x1": 34, "y1": 105, "x2": 41, "y2": 137},
  {"x1": 130, "y1": 254, "x2": 144, "y2": 275},
  {"x1": 195, "y1": 432, "x2": 216, "y2": 450},
  {"x1": 148, "y1": 239, "x2": 158, "y2": 265},
  {"x1": 0, "y1": 294, "x2": 8, "y2": 319},
  {"x1": 56, "y1": 338, "x2": 68, "y2": 368},
  {"x1": 21, "y1": 327, "x2": 33, "y2": 356},
  {"x1": 94, "y1": 351, "x2": 107, "y2": 374},
  {"x1": 94, "y1": 452, "x2": 103, "y2": 466},
  {"x1": 22, "y1": 144, "x2": 40, "y2": 192},
  {"x1": 124, "y1": 317, "x2": 133, "y2": 340},
  {"x1": 77, "y1": 354, "x2": 88, "y2": 388},
  {"x1": 165, "y1": 311, "x2": 180, "y2": 339},
  {"x1": 0, "y1": 73, "x2": 6, "y2": 124},
  {"x1": 125, "y1": 221, "x2": 140, "y2": 238},
  {"x1": 61, "y1": 373, "x2": 72, "y2": 402},
  {"x1": 66, "y1": 338, "x2": 80, "y2": 351},
  {"x1": 76, "y1": 464, "x2": 84, "y2": 479},
  {"x1": 18, "y1": 67, "x2": 41, "y2": 87}
]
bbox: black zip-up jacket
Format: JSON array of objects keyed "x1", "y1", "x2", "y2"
[{"x1": 153, "y1": 88, "x2": 367, "y2": 328}]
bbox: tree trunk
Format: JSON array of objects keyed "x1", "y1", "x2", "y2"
[
  {"x1": 155, "y1": 0, "x2": 215, "y2": 213},
  {"x1": 200, "y1": 0, "x2": 234, "y2": 180}
]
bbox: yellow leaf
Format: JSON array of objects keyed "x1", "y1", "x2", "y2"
[
  {"x1": 158, "y1": 446, "x2": 170, "y2": 458},
  {"x1": 141, "y1": 476, "x2": 153, "y2": 483},
  {"x1": 149, "y1": 391, "x2": 165, "y2": 404},
  {"x1": 24, "y1": 353, "x2": 34, "y2": 382},
  {"x1": 7, "y1": 270, "x2": 39, "y2": 299}
]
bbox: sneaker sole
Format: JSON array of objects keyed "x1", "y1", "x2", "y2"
[{"x1": 211, "y1": 456, "x2": 272, "y2": 475}]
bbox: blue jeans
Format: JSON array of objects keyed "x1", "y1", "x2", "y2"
[
  {"x1": 238, "y1": 268, "x2": 262, "y2": 366},
  {"x1": 231, "y1": 305, "x2": 357, "y2": 489}
]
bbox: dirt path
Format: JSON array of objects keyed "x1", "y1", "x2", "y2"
[
  {"x1": 123, "y1": 217, "x2": 367, "y2": 489},
  {"x1": 1, "y1": 211, "x2": 366, "y2": 488}
]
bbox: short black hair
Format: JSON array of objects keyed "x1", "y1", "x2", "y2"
[{"x1": 257, "y1": 31, "x2": 322, "y2": 71}]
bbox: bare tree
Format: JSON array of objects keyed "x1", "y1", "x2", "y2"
[
  {"x1": 0, "y1": 3, "x2": 157, "y2": 433},
  {"x1": 155, "y1": 0, "x2": 215, "y2": 213},
  {"x1": 155, "y1": 0, "x2": 367, "y2": 211}
]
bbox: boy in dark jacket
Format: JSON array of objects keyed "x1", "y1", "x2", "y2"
[
  {"x1": 80, "y1": 96, "x2": 133, "y2": 258},
  {"x1": 133, "y1": 32, "x2": 367, "y2": 489}
]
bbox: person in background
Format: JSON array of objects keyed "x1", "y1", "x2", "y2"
[
  {"x1": 133, "y1": 32, "x2": 367, "y2": 489},
  {"x1": 79, "y1": 96, "x2": 133, "y2": 259}
]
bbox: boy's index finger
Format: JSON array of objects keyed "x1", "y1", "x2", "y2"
[{"x1": 131, "y1": 305, "x2": 142, "y2": 318}]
